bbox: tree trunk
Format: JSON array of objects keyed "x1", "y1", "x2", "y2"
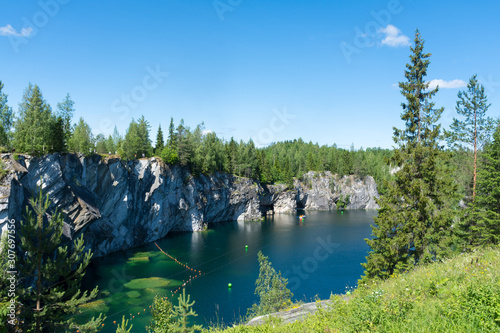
[
  {"x1": 473, "y1": 108, "x2": 477, "y2": 201},
  {"x1": 36, "y1": 201, "x2": 42, "y2": 333}
]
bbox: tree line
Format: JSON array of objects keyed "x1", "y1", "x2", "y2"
[{"x1": 0, "y1": 81, "x2": 393, "y2": 190}]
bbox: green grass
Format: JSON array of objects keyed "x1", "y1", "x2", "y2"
[{"x1": 205, "y1": 246, "x2": 500, "y2": 332}]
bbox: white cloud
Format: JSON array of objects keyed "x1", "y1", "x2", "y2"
[
  {"x1": 428, "y1": 79, "x2": 467, "y2": 90},
  {"x1": 0, "y1": 24, "x2": 33, "y2": 37},
  {"x1": 378, "y1": 25, "x2": 410, "y2": 47},
  {"x1": 201, "y1": 129, "x2": 213, "y2": 136}
]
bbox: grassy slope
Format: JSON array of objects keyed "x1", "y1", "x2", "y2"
[{"x1": 206, "y1": 246, "x2": 500, "y2": 332}]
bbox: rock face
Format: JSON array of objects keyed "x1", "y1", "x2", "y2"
[
  {"x1": 296, "y1": 171, "x2": 379, "y2": 210},
  {"x1": 246, "y1": 300, "x2": 333, "y2": 326},
  {"x1": 0, "y1": 154, "x2": 378, "y2": 257}
]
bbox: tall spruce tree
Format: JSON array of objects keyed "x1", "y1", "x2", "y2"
[
  {"x1": 155, "y1": 124, "x2": 164, "y2": 154},
  {"x1": 176, "y1": 119, "x2": 192, "y2": 167},
  {"x1": 467, "y1": 125, "x2": 500, "y2": 245},
  {"x1": 167, "y1": 117, "x2": 177, "y2": 151},
  {"x1": 14, "y1": 84, "x2": 53, "y2": 156},
  {"x1": 0, "y1": 80, "x2": 14, "y2": 148},
  {"x1": 56, "y1": 93, "x2": 75, "y2": 149},
  {"x1": 137, "y1": 115, "x2": 152, "y2": 157},
  {"x1": 17, "y1": 184, "x2": 104, "y2": 332},
  {"x1": 50, "y1": 116, "x2": 66, "y2": 153},
  {"x1": 445, "y1": 75, "x2": 494, "y2": 200},
  {"x1": 361, "y1": 30, "x2": 457, "y2": 281}
]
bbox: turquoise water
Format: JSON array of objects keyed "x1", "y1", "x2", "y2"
[{"x1": 79, "y1": 210, "x2": 376, "y2": 331}]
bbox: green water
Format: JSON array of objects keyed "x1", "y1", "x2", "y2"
[{"x1": 79, "y1": 210, "x2": 376, "y2": 331}]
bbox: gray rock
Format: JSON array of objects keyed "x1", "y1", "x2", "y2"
[
  {"x1": 246, "y1": 300, "x2": 332, "y2": 326},
  {"x1": 0, "y1": 154, "x2": 379, "y2": 257}
]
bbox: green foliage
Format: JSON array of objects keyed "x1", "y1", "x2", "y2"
[
  {"x1": 56, "y1": 93, "x2": 75, "y2": 149},
  {"x1": 161, "y1": 147, "x2": 180, "y2": 165},
  {"x1": 51, "y1": 116, "x2": 66, "y2": 153},
  {"x1": 167, "y1": 117, "x2": 178, "y2": 151},
  {"x1": 445, "y1": 75, "x2": 494, "y2": 151},
  {"x1": 95, "y1": 133, "x2": 108, "y2": 154},
  {"x1": 248, "y1": 251, "x2": 293, "y2": 317},
  {"x1": 207, "y1": 247, "x2": 500, "y2": 333},
  {"x1": 69, "y1": 117, "x2": 94, "y2": 155},
  {"x1": 123, "y1": 116, "x2": 152, "y2": 159},
  {"x1": 147, "y1": 295, "x2": 174, "y2": 333},
  {"x1": 170, "y1": 289, "x2": 203, "y2": 332},
  {"x1": 116, "y1": 316, "x2": 133, "y2": 333},
  {"x1": 155, "y1": 124, "x2": 164, "y2": 154},
  {"x1": 362, "y1": 31, "x2": 458, "y2": 282},
  {"x1": 0, "y1": 159, "x2": 8, "y2": 179},
  {"x1": 176, "y1": 119, "x2": 193, "y2": 167},
  {"x1": 0, "y1": 80, "x2": 14, "y2": 148},
  {"x1": 449, "y1": 148, "x2": 474, "y2": 198},
  {"x1": 462, "y1": 125, "x2": 500, "y2": 247},
  {"x1": 15, "y1": 183, "x2": 104, "y2": 332},
  {"x1": 336, "y1": 194, "x2": 350, "y2": 210},
  {"x1": 14, "y1": 84, "x2": 54, "y2": 156},
  {"x1": 257, "y1": 140, "x2": 392, "y2": 191},
  {"x1": 445, "y1": 74, "x2": 495, "y2": 200}
]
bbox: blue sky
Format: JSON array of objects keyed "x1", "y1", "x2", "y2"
[{"x1": 0, "y1": 0, "x2": 499, "y2": 149}]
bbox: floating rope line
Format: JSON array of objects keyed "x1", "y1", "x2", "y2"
[{"x1": 154, "y1": 242, "x2": 205, "y2": 297}]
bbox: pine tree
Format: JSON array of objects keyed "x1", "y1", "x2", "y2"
[
  {"x1": 137, "y1": 115, "x2": 152, "y2": 157},
  {"x1": 147, "y1": 295, "x2": 174, "y2": 333},
  {"x1": 468, "y1": 125, "x2": 500, "y2": 245},
  {"x1": 361, "y1": 30, "x2": 458, "y2": 281},
  {"x1": 249, "y1": 251, "x2": 292, "y2": 317},
  {"x1": 50, "y1": 116, "x2": 66, "y2": 153},
  {"x1": 0, "y1": 80, "x2": 14, "y2": 148},
  {"x1": 123, "y1": 119, "x2": 141, "y2": 159},
  {"x1": 167, "y1": 117, "x2": 177, "y2": 151},
  {"x1": 122, "y1": 116, "x2": 152, "y2": 159},
  {"x1": 170, "y1": 289, "x2": 202, "y2": 333},
  {"x1": 155, "y1": 124, "x2": 164, "y2": 154},
  {"x1": 106, "y1": 135, "x2": 116, "y2": 154},
  {"x1": 176, "y1": 119, "x2": 192, "y2": 167},
  {"x1": 14, "y1": 84, "x2": 53, "y2": 156},
  {"x1": 225, "y1": 137, "x2": 238, "y2": 174},
  {"x1": 56, "y1": 93, "x2": 75, "y2": 149},
  {"x1": 445, "y1": 75, "x2": 494, "y2": 200},
  {"x1": 17, "y1": 184, "x2": 104, "y2": 332},
  {"x1": 95, "y1": 133, "x2": 108, "y2": 154},
  {"x1": 69, "y1": 117, "x2": 93, "y2": 155},
  {"x1": 115, "y1": 316, "x2": 133, "y2": 333}
]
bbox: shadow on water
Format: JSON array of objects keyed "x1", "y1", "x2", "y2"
[{"x1": 78, "y1": 210, "x2": 376, "y2": 332}]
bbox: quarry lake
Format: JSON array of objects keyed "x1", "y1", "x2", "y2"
[{"x1": 80, "y1": 210, "x2": 376, "y2": 331}]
